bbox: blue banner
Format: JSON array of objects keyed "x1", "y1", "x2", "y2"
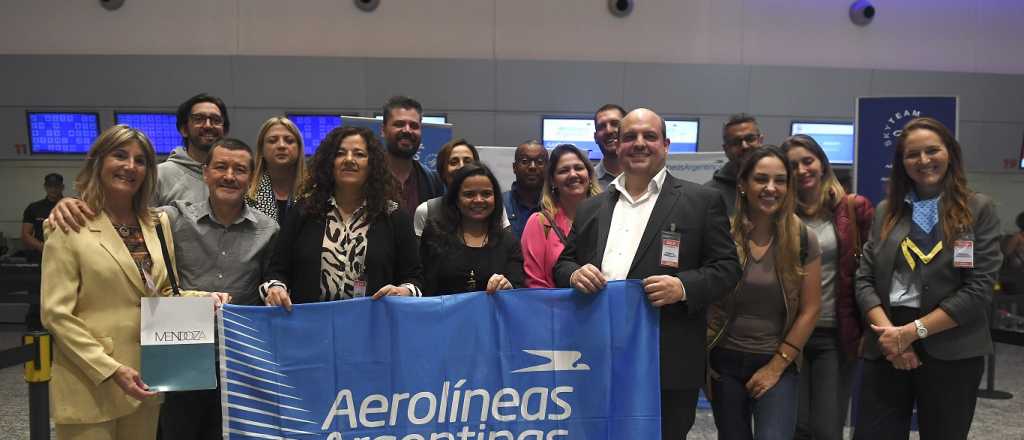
[
  {"x1": 855, "y1": 96, "x2": 958, "y2": 204},
  {"x1": 341, "y1": 116, "x2": 453, "y2": 173},
  {"x1": 219, "y1": 280, "x2": 661, "y2": 439}
]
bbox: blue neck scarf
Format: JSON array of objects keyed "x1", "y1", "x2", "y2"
[{"x1": 906, "y1": 191, "x2": 941, "y2": 234}]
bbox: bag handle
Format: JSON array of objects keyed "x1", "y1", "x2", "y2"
[
  {"x1": 154, "y1": 216, "x2": 181, "y2": 297},
  {"x1": 540, "y1": 210, "x2": 568, "y2": 245}
]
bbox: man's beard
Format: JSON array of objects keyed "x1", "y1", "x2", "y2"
[{"x1": 387, "y1": 135, "x2": 420, "y2": 159}]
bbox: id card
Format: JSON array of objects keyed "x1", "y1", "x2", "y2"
[
  {"x1": 953, "y1": 240, "x2": 974, "y2": 268},
  {"x1": 660, "y1": 230, "x2": 681, "y2": 268},
  {"x1": 353, "y1": 279, "x2": 367, "y2": 297}
]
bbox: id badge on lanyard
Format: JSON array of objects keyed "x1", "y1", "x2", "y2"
[{"x1": 660, "y1": 223, "x2": 681, "y2": 269}]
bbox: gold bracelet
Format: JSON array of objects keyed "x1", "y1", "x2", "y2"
[{"x1": 776, "y1": 350, "x2": 792, "y2": 363}]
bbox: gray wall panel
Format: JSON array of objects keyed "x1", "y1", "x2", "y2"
[
  {"x1": 496, "y1": 60, "x2": 624, "y2": 112},
  {"x1": 364, "y1": 58, "x2": 495, "y2": 112},
  {"x1": 494, "y1": 113, "x2": 543, "y2": 147},
  {"x1": 869, "y1": 70, "x2": 1024, "y2": 123},
  {"x1": 623, "y1": 63, "x2": 750, "y2": 115},
  {"x1": 446, "y1": 111, "x2": 496, "y2": 146},
  {"x1": 231, "y1": 56, "x2": 366, "y2": 109},
  {"x1": 749, "y1": 66, "x2": 872, "y2": 119},
  {"x1": 957, "y1": 121, "x2": 1024, "y2": 173}
]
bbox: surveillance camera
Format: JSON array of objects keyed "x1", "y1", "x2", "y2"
[
  {"x1": 849, "y1": 0, "x2": 876, "y2": 26},
  {"x1": 99, "y1": 0, "x2": 124, "y2": 11},
  {"x1": 354, "y1": 0, "x2": 379, "y2": 12},
  {"x1": 608, "y1": 0, "x2": 633, "y2": 18}
]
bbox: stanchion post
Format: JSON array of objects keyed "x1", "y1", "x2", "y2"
[{"x1": 23, "y1": 331, "x2": 51, "y2": 440}]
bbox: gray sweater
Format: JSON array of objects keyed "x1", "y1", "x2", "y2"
[{"x1": 156, "y1": 147, "x2": 207, "y2": 206}]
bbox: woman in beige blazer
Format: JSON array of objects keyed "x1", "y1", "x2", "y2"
[{"x1": 41, "y1": 125, "x2": 224, "y2": 440}]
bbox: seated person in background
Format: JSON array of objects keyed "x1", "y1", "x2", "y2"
[
  {"x1": 414, "y1": 138, "x2": 509, "y2": 236},
  {"x1": 158, "y1": 138, "x2": 278, "y2": 440},
  {"x1": 502, "y1": 140, "x2": 548, "y2": 238},
  {"x1": 521, "y1": 144, "x2": 601, "y2": 288},
  {"x1": 262, "y1": 126, "x2": 422, "y2": 309},
  {"x1": 421, "y1": 163, "x2": 523, "y2": 296},
  {"x1": 21, "y1": 173, "x2": 64, "y2": 262}
]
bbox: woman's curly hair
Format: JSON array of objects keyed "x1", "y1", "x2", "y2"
[{"x1": 297, "y1": 125, "x2": 396, "y2": 221}]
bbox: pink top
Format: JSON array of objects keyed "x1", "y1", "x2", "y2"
[{"x1": 521, "y1": 209, "x2": 571, "y2": 288}]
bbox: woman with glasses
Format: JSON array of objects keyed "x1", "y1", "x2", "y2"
[
  {"x1": 246, "y1": 116, "x2": 308, "y2": 223},
  {"x1": 420, "y1": 163, "x2": 523, "y2": 296},
  {"x1": 854, "y1": 117, "x2": 1002, "y2": 440},
  {"x1": 780, "y1": 135, "x2": 874, "y2": 440},
  {"x1": 261, "y1": 126, "x2": 422, "y2": 308},
  {"x1": 521, "y1": 144, "x2": 601, "y2": 288}
]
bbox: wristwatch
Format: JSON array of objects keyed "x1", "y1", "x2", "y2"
[{"x1": 914, "y1": 319, "x2": 928, "y2": 339}]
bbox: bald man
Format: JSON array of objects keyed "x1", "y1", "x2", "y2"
[{"x1": 554, "y1": 108, "x2": 741, "y2": 439}]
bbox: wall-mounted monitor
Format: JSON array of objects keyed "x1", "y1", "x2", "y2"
[
  {"x1": 790, "y1": 121, "x2": 855, "y2": 165},
  {"x1": 27, "y1": 112, "x2": 100, "y2": 154},
  {"x1": 373, "y1": 113, "x2": 448, "y2": 125},
  {"x1": 115, "y1": 112, "x2": 179, "y2": 155},
  {"x1": 542, "y1": 116, "x2": 700, "y2": 161},
  {"x1": 665, "y1": 119, "x2": 699, "y2": 153},
  {"x1": 287, "y1": 114, "x2": 346, "y2": 155}
]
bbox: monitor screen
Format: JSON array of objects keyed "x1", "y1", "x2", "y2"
[
  {"x1": 790, "y1": 121, "x2": 855, "y2": 165},
  {"x1": 542, "y1": 117, "x2": 700, "y2": 160},
  {"x1": 27, "y1": 112, "x2": 100, "y2": 154},
  {"x1": 373, "y1": 114, "x2": 448, "y2": 125},
  {"x1": 115, "y1": 112, "x2": 179, "y2": 155},
  {"x1": 1019, "y1": 131, "x2": 1024, "y2": 170},
  {"x1": 665, "y1": 119, "x2": 699, "y2": 153},
  {"x1": 288, "y1": 114, "x2": 344, "y2": 155},
  {"x1": 541, "y1": 117, "x2": 600, "y2": 160}
]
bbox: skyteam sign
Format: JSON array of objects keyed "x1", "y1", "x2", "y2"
[{"x1": 219, "y1": 280, "x2": 661, "y2": 439}]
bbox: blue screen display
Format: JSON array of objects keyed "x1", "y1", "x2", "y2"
[
  {"x1": 790, "y1": 122, "x2": 855, "y2": 165},
  {"x1": 288, "y1": 114, "x2": 343, "y2": 155},
  {"x1": 542, "y1": 117, "x2": 699, "y2": 160},
  {"x1": 28, "y1": 112, "x2": 100, "y2": 154},
  {"x1": 115, "y1": 113, "x2": 180, "y2": 155},
  {"x1": 374, "y1": 114, "x2": 448, "y2": 125}
]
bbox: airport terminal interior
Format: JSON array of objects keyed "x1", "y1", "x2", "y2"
[{"x1": 2, "y1": 1, "x2": 1024, "y2": 438}]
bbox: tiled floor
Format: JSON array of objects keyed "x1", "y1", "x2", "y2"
[{"x1": 2, "y1": 324, "x2": 1022, "y2": 439}]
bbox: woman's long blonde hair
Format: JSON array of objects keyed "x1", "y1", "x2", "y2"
[
  {"x1": 247, "y1": 117, "x2": 308, "y2": 200},
  {"x1": 76, "y1": 125, "x2": 158, "y2": 225},
  {"x1": 731, "y1": 146, "x2": 805, "y2": 289}
]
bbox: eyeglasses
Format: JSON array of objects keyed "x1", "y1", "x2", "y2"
[
  {"x1": 725, "y1": 133, "x2": 760, "y2": 147},
  {"x1": 189, "y1": 113, "x2": 225, "y2": 127},
  {"x1": 516, "y1": 157, "x2": 547, "y2": 167}
]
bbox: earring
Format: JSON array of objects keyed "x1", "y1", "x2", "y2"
[{"x1": 739, "y1": 191, "x2": 746, "y2": 197}]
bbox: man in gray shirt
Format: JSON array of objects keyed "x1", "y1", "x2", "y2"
[
  {"x1": 159, "y1": 138, "x2": 278, "y2": 440},
  {"x1": 592, "y1": 104, "x2": 626, "y2": 189}
]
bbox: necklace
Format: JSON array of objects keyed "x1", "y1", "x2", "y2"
[{"x1": 111, "y1": 223, "x2": 139, "y2": 238}]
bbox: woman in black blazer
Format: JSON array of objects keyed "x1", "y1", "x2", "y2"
[
  {"x1": 854, "y1": 117, "x2": 1002, "y2": 439},
  {"x1": 420, "y1": 163, "x2": 523, "y2": 296},
  {"x1": 261, "y1": 126, "x2": 422, "y2": 308}
]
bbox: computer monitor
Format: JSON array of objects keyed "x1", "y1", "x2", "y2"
[
  {"x1": 542, "y1": 117, "x2": 700, "y2": 160},
  {"x1": 373, "y1": 114, "x2": 448, "y2": 125},
  {"x1": 790, "y1": 121, "x2": 855, "y2": 165},
  {"x1": 115, "y1": 112, "x2": 179, "y2": 155},
  {"x1": 665, "y1": 119, "x2": 699, "y2": 153},
  {"x1": 287, "y1": 114, "x2": 345, "y2": 155},
  {"x1": 27, "y1": 112, "x2": 100, "y2": 154},
  {"x1": 541, "y1": 117, "x2": 599, "y2": 160}
]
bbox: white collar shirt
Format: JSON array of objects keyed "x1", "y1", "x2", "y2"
[{"x1": 601, "y1": 167, "x2": 669, "y2": 280}]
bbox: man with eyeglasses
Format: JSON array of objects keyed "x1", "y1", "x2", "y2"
[
  {"x1": 47, "y1": 93, "x2": 231, "y2": 232},
  {"x1": 502, "y1": 140, "x2": 549, "y2": 238},
  {"x1": 705, "y1": 113, "x2": 764, "y2": 216}
]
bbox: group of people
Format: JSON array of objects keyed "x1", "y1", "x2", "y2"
[{"x1": 34, "y1": 91, "x2": 1001, "y2": 440}]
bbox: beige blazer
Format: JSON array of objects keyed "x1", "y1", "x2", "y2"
[{"x1": 41, "y1": 210, "x2": 179, "y2": 424}]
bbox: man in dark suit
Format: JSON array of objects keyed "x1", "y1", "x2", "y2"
[{"x1": 554, "y1": 108, "x2": 742, "y2": 440}]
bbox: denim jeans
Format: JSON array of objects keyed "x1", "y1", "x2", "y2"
[
  {"x1": 795, "y1": 327, "x2": 852, "y2": 440},
  {"x1": 710, "y1": 347, "x2": 799, "y2": 440}
]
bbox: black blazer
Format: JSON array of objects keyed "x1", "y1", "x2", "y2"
[
  {"x1": 855, "y1": 193, "x2": 1002, "y2": 360},
  {"x1": 265, "y1": 205, "x2": 423, "y2": 304},
  {"x1": 554, "y1": 173, "x2": 742, "y2": 390}
]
